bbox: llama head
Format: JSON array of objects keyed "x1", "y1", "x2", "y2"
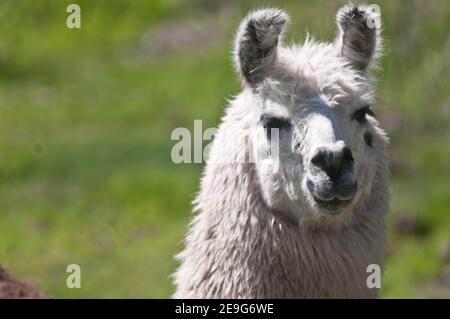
[{"x1": 231, "y1": 5, "x2": 387, "y2": 224}]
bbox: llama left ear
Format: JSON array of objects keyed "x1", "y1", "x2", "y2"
[
  {"x1": 233, "y1": 9, "x2": 289, "y2": 87},
  {"x1": 336, "y1": 4, "x2": 382, "y2": 71}
]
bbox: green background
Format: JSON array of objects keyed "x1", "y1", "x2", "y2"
[{"x1": 0, "y1": 0, "x2": 449, "y2": 298}]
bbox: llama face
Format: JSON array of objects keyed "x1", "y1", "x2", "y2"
[
  {"x1": 250, "y1": 77, "x2": 380, "y2": 220},
  {"x1": 233, "y1": 6, "x2": 386, "y2": 221}
]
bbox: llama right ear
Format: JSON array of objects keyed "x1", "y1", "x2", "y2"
[
  {"x1": 336, "y1": 4, "x2": 382, "y2": 71},
  {"x1": 233, "y1": 9, "x2": 289, "y2": 87}
]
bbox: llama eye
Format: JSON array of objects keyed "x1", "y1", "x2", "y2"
[
  {"x1": 260, "y1": 115, "x2": 291, "y2": 139},
  {"x1": 351, "y1": 106, "x2": 375, "y2": 123}
]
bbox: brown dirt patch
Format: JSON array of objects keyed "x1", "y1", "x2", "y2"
[{"x1": 0, "y1": 265, "x2": 47, "y2": 299}]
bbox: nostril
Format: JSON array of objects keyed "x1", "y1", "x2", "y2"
[
  {"x1": 310, "y1": 147, "x2": 331, "y2": 170},
  {"x1": 342, "y1": 146, "x2": 354, "y2": 163}
]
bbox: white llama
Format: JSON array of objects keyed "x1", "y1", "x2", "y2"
[{"x1": 173, "y1": 4, "x2": 389, "y2": 298}]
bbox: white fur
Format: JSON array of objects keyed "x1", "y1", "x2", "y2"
[{"x1": 173, "y1": 5, "x2": 389, "y2": 298}]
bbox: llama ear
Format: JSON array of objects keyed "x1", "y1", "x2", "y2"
[
  {"x1": 336, "y1": 4, "x2": 382, "y2": 71},
  {"x1": 233, "y1": 9, "x2": 289, "y2": 87}
]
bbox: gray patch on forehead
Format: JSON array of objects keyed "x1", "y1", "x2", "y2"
[{"x1": 258, "y1": 73, "x2": 369, "y2": 112}]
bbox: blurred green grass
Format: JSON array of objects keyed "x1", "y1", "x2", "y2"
[{"x1": 0, "y1": 0, "x2": 449, "y2": 297}]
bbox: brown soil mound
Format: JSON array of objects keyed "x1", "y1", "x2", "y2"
[{"x1": 0, "y1": 265, "x2": 47, "y2": 299}]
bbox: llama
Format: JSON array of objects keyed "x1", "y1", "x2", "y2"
[
  {"x1": 173, "y1": 4, "x2": 389, "y2": 298},
  {"x1": 0, "y1": 265, "x2": 45, "y2": 298}
]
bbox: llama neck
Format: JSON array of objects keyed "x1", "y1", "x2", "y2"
[{"x1": 194, "y1": 161, "x2": 270, "y2": 229}]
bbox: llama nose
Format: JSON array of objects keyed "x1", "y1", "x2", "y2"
[{"x1": 310, "y1": 145, "x2": 354, "y2": 179}]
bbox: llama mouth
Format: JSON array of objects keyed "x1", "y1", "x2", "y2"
[
  {"x1": 312, "y1": 196, "x2": 352, "y2": 213},
  {"x1": 306, "y1": 179, "x2": 356, "y2": 213}
]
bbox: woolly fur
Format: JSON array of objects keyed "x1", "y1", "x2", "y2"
[{"x1": 174, "y1": 4, "x2": 389, "y2": 298}]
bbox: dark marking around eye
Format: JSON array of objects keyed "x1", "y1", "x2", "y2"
[
  {"x1": 351, "y1": 105, "x2": 375, "y2": 123},
  {"x1": 364, "y1": 131, "x2": 373, "y2": 147},
  {"x1": 260, "y1": 115, "x2": 291, "y2": 139}
]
